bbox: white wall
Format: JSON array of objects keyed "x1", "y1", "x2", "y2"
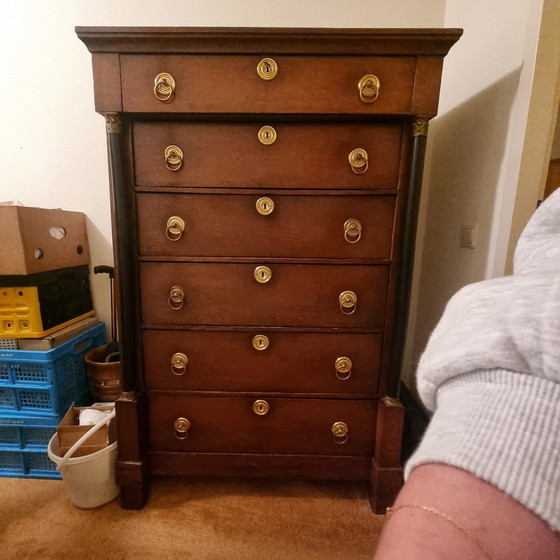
[
  {"x1": 405, "y1": 0, "x2": 544, "y2": 388},
  {"x1": 0, "y1": 0, "x2": 445, "y2": 334}
]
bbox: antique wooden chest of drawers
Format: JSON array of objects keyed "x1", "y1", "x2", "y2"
[{"x1": 77, "y1": 27, "x2": 461, "y2": 511}]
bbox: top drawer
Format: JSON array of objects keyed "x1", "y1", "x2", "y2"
[{"x1": 121, "y1": 55, "x2": 417, "y2": 114}]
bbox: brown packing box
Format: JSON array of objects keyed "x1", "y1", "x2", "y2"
[
  {"x1": 0, "y1": 204, "x2": 90, "y2": 275},
  {"x1": 18, "y1": 316, "x2": 101, "y2": 351},
  {"x1": 57, "y1": 403, "x2": 116, "y2": 458}
]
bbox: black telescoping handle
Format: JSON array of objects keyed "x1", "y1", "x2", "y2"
[{"x1": 93, "y1": 265, "x2": 114, "y2": 279}]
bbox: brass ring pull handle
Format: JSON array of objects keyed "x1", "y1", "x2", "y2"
[
  {"x1": 348, "y1": 148, "x2": 368, "y2": 175},
  {"x1": 168, "y1": 286, "x2": 185, "y2": 310},
  {"x1": 358, "y1": 74, "x2": 380, "y2": 103},
  {"x1": 339, "y1": 290, "x2": 357, "y2": 315},
  {"x1": 253, "y1": 399, "x2": 270, "y2": 416},
  {"x1": 258, "y1": 126, "x2": 277, "y2": 145},
  {"x1": 254, "y1": 266, "x2": 272, "y2": 284},
  {"x1": 154, "y1": 72, "x2": 176, "y2": 102},
  {"x1": 252, "y1": 334, "x2": 270, "y2": 351},
  {"x1": 171, "y1": 352, "x2": 188, "y2": 376},
  {"x1": 257, "y1": 58, "x2": 278, "y2": 80},
  {"x1": 174, "y1": 417, "x2": 191, "y2": 440},
  {"x1": 256, "y1": 197, "x2": 274, "y2": 216},
  {"x1": 166, "y1": 216, "x2": 186, "y2": 241},
  {"x1": 164, "y1": 145, "x2": 184, "y2": 172},
  {"x1": 332, "y1": 421, "x2": 349, "y2": 444},
  {"x1": 344, "y1": 219, "x2": 362, "y2": 244},
  {"x1": 335, "y1": 357, "x2": 353, "y2": 380}
]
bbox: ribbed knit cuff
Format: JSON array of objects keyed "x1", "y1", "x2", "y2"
[{"x1": 404, "y1": 369, "x2": 560, "y2": 531}]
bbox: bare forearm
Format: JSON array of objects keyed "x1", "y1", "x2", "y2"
[{"x1": 373, "y1": 464, "x2": 560, "y2": 560}]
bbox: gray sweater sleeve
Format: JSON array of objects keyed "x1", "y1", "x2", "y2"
[{"x1": 405, "y1": 191, "x2": 560, "y2": 532}]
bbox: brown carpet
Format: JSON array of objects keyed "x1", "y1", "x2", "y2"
[{"x1": 0, "y1": 476, "x2": 384, "y2": 559}]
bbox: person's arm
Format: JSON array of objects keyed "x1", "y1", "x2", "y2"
[{"x1": 374, "y1": 463, "x2": 560, "y2": 560}]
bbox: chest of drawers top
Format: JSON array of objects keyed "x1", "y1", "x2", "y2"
[{"x1": 77, "y1": 26, "x2": 462, "y2": 116}]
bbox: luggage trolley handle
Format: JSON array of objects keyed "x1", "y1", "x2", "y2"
[{"x1": 93, "y1": 265, "x2": 117, "y2": 343}]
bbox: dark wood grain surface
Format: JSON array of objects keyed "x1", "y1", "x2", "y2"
[
  {"x1": 149, "y1": 394, "x2": 377, "y2": 456},
  {"x1": 132, "y1": 122, "x2": 403, "y2": 189},
  {"x1": 136, "y1": 192, "x2": 396, "y2": 260},
  {"x1": 142, "y1": 329, "x2": 382, "y2": 395},
  {"x1": 139, "y1": 261, "x2": 389, "y2": 328}
]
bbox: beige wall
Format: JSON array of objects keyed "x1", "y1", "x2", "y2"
[
  {"x1": 404, "y1": 0, "x2": 546, "y2": 388},
  {"x1": 0, "y1": 0, "x2": 445, "y2": 331}
]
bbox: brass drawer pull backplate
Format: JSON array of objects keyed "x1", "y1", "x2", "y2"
[
  {"x1": 174, "y1": 417, "x2": 191, "y2": 439},
  {"x1": 171, "y1": 352, "x2": 188, "y2": 376},
  {"x1": 164, "y1": 145, "x2": 184, "y2": 172},
  {"x1": 344, "y1": 219, "x2": 362, "y2": 244},
  {"x1": 335, "y1": 357, "x2": 353, "y2": 380},
  {"x1": 166, "y1": 216, "x2": 185, "y2": 241},
  {"x1": 332, "y1": 421, "x2": 349, "y2": 444},
  {"x1": 168, "y1": 286, "x2": 185, "y2": 310},
  {"x1": 339, "y1": 290, "x2": 357, "y2": 315},
  {"x1": 154, "y1": 72, "x2": 176, "y2": 102},
  {"x1": 348, "y1": 148, "x2": 368, "y2": 175},
  {"x1": 358, "y1": 74, "x2": 380, "y2": 103}
]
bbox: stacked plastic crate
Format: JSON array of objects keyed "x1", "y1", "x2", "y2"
[{"x1": 0, "y1": 205, "x2": 105, "y2": 479}]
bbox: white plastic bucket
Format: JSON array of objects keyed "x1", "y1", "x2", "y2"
[{"x1": 47, "y1": 421, "x2": 120, "y2": 508}]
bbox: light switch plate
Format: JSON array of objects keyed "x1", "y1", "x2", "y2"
[{"x1": 460, "y1": 224, "x2": 478, "y2": 248}]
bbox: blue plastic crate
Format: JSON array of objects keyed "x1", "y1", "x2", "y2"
[
  {"x1": 0, "y1": 323, "x2": 105, "y2": 416},
  {"x1": 0, "y1": 412, "x2": 62, "y2": 449},
  {"x1": 0, "y1": 413, "x2": 62, "y2": 479},
  {"x1": 0, "y1": 448, "x2": 60, "y2": 479}
]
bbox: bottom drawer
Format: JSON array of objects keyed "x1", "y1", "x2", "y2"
[{"x1": 149, "y1": 394, "x2": 376, "y2": 457}]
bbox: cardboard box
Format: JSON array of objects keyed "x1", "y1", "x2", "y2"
[
  {"x1": 0, "y1": 205, "x2": 90, "y2": 275},
  {"x1": 57, "y1": 403, "x2": 116, "y2": 458},
  {"x1": 18, "y1": 316, "x2": 101, "y2": 351}
]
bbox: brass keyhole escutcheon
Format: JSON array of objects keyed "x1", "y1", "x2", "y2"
[
  {"x1": 256, "y1": 197, "x2": 275, "y2": 216},
  {"x1": 258, "y1": 125, "x2": 277, "y2": 145},
  {"x1": 339, "y1": 290, "x2": 357, "y2": 315},
  {"x1": 166, "y1": 216, "x2": 185, "y2": 241},
  {"x1": 348, "y1": 148, "x2": 369, "y2": 175},
  {"x1": 154, "y1": 72, "x2": 176, "y2": 102},
  {"x1": 168, "y1": 286, "x2": 185, "y2": 310},
  {"x1": 254, "y1": 266, "x2": 272, "y2": 284},
  {"x1": 257, "y1": 58, "x2": 278, "y2": 80},
  {"x1": 252, "y1": 335, "x2": 270, "y2": 351},
  {"x1": 358, "y1": 74, "x2": 380, "y2": 103},
  {"x1": 344, "y1": 219, "x2": 362, "y2": 244},
  {"x1": 171, "y1": 352, "x2": 188, "y2": 376},
  {"x1": 164, "y1": 145, "x2": 184, "y2": 172},
  {"x1": 335, "y1": 357, "x2": 353, "y2": 380},
  {"x1": 332, "y1": 421, "x2": 349, "y2": 444},
  {"x1": 174, "y1": 417, "x2": 191, "y2": 439},
  {"x1": 253, "y1": 399, "x2": 270, "y2": 416}
]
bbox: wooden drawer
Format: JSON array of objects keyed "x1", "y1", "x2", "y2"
[
  {"x1": 148, "y1": 394, "x2": 376, "y2": 456},
  {"x1": 121, "y1": 55, "x2": 416, "y2": 114},
  {"x1": 137, "y1": 192, "x2": 395, "y2": 260},
  {"x1": 139, "y1": 262, "x2": 389, "y2": 329},
  {"x1": 143, "y1": 330, "x2": 382, "y2": 396},
  {"x1": 133, "y1": 122, "x2": 403, "y2": 189}
]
